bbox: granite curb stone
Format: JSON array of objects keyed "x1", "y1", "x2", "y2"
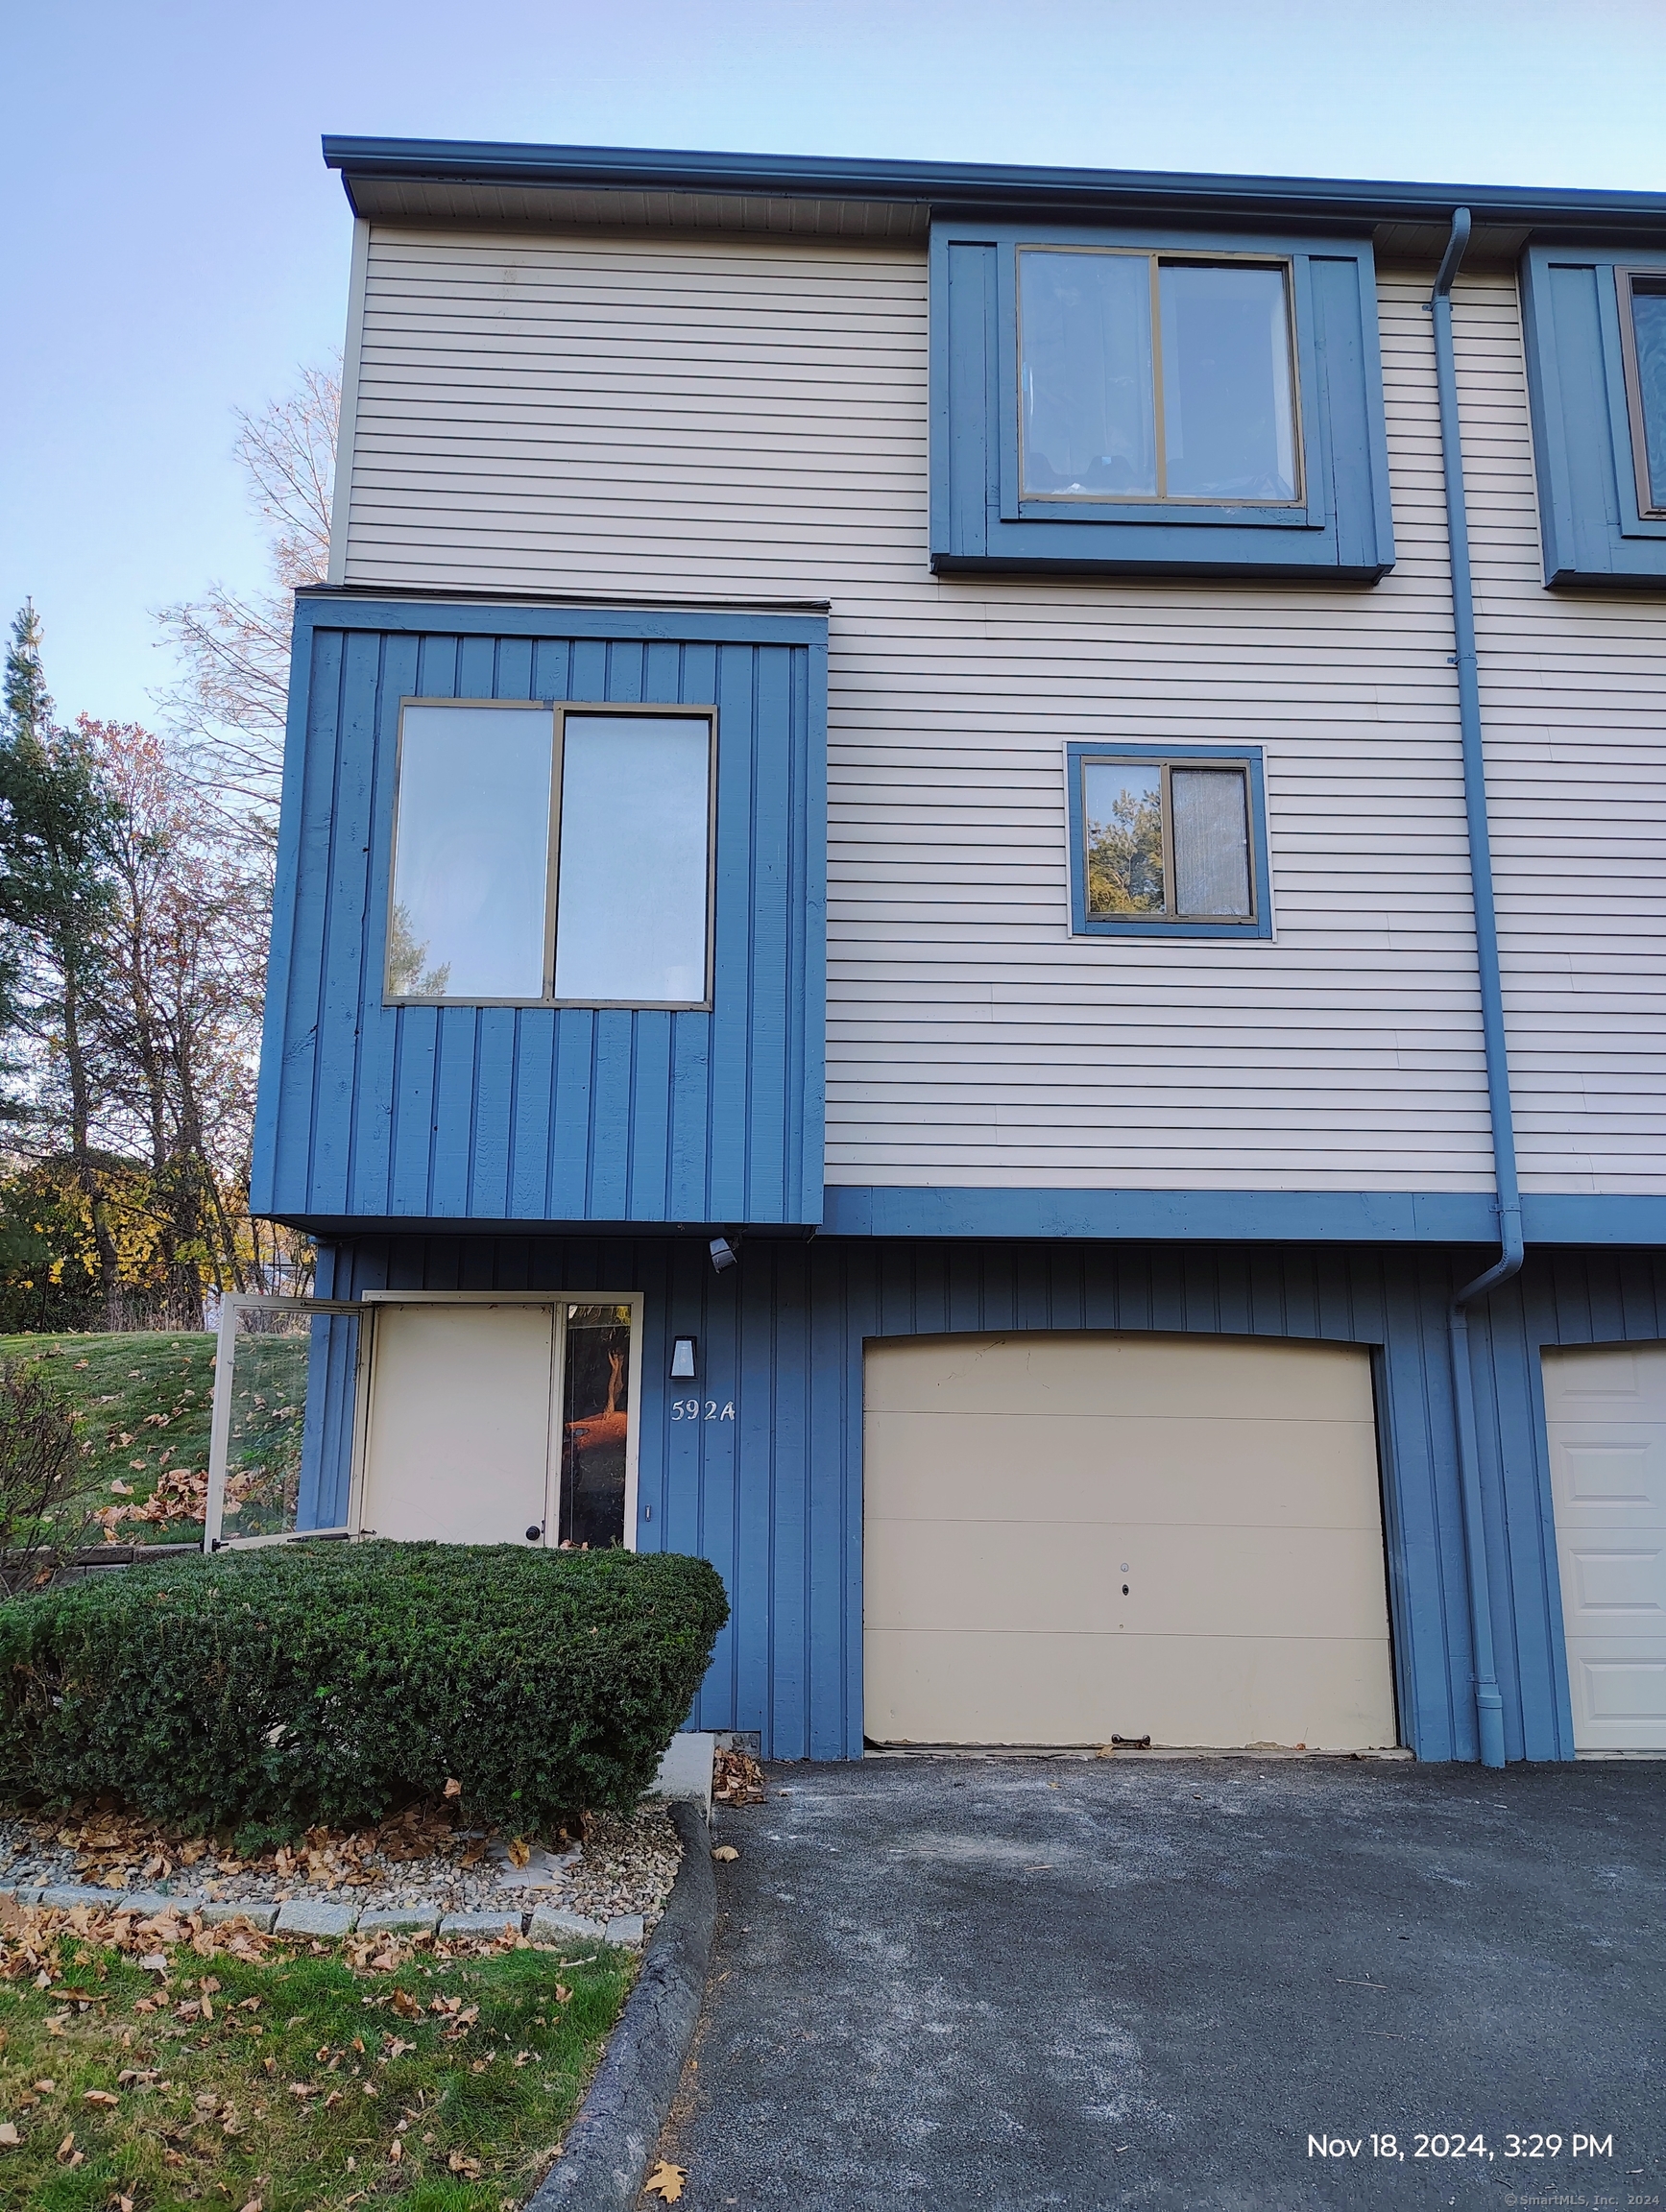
[
  {"x1": 525, "y1": 1798, "x2": 715, "y2": 2212},
  {"x1": 438, "y1": 1909, "x2": 527, "y2": 1938},
  {"x1": 604, "y1": 1914, "x2": 645, "y2": 1949},
  {"x1": 357, "y1": 1906, "x2": 442, "y2": 1936},
  {"x1": 201, "y1": 1901, "x2": 278, "y2": 1931},
  {"x1": 528, "y1": 1907, "x2": 607, "y2": 1945},
  {"x1": 274, "y1": 1899, "x2": 359, "y2": 1938}
]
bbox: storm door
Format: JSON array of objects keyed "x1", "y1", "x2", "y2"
[{"x1": 202, "y1": 1296, "x2": 366, "y2": 1551}]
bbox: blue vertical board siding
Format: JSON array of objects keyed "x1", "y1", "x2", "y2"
[
  {"x1": 254, "y1": 598, "x2": 828, "y2": 1230},
  {"x1": 313, "y1": 1233, "x2": 1666, "y2": 1765}
]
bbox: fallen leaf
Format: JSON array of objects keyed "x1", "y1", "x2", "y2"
[
  {"x1": 507, "y1": 1835, "x2": 531, "y2": 1868},
  {"x1": 0, "y1": 2124, "x2": 17, "y2": 2146},
  {"x1": 443, "y1": 1777, "x2": 462, "y2": 1798},
  {"x1": 643, "y1": 2160, "x2": 688, "y2": 2203},
  {"x1": 236, "y1": 2200, "x2": 263, "y2": 2212},
  {"x1": 56, "y1": 2131, "x2": 76, "y2": 2161},
  {"x1": 390, "y1": 1988, "x2": 423, "y2": 2020},
  {"x1": 138, "y1": 1954, "x2": 168, "y2": 1973},
  {"x1": 388, "y1": 2138, "x2": 402, "y2": 2164},
  {"x1": 712, "y1": 1845, "x2": 739, "y2": 1863},
  {"x1": 83, "y1": 2090, "x2": 120, "y2": 2106}
]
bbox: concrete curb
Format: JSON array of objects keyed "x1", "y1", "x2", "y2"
[{"x1": 525, "y1": 1799, "x2": 715, "y2": 2212}]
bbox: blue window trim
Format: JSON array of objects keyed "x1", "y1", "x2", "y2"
[
  {"x1": 1520, "y1": 245, "x2": 1666, "y2": 589},
  {"x1": 1065, "y1": 740, "x2": 1273, "y2": 941},
  {"x1": 930, "y1": 220, "x2": 1394, "y2": 582}
]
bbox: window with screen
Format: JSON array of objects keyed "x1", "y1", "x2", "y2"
[{"x1": 1067, "y1": 747, "x2": 1270, "y2": 938}]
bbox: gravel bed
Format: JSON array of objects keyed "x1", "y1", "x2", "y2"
[{"x1": 0, "y1": 1799, "x2": 681, "y2": 1931}]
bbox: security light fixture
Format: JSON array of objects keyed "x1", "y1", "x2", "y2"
[
  {"x1": 709, "y1": 1237, "x2": 738, "y2": 1273},
  {"x1": 669, "y1": 1334, "x2": 698, "y2": 1380}
]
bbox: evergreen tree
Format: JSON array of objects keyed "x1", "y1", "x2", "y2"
[{"x1": 0, "y1": 602, "x2": 123, "y2": 1313}]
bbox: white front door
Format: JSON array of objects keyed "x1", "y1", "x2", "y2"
[
  {"x1": 1543, "y1": 1344, "x2": 1666, "y2": 1752},
  {"x1": 359, "y1": 1303, "x2": 556, "y2": 1544}
]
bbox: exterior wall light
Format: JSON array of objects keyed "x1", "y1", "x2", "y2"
[
  {"x1": 669, "y1": 1334, "x2": 698, "y2": 1381},
  {"x1": 709, "y1": 1237, "x2": 738, "y2": 1273}
]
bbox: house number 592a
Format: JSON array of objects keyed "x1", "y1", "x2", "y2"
[{"x1": 671, "y1": 1399, "x2": 735, "y2": 1421}]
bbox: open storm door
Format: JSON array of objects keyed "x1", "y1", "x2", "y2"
[{"x1": 203, "y1": 1296, "x2": 367, "y2": 1551}]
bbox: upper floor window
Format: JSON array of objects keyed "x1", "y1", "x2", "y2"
[
  {"x1": 1519, "y1": 246, "x2": 1666, "y2": 589},
  {"x1": 1066, "y1": 743, "x2": 1271, "y2": 940},
  {"x1": 1618, "y1": 270, "x2": 1666, "y2": 518},
  {"x1": 387, "y1": 700, "x2": 713, "y2": 1008},
  {"x1": 1019, "y1": 251, "x2": 1299, "y2": 505},
  {"x1": 931, "y1": 221, "x2": 1394, "y2": 582}
]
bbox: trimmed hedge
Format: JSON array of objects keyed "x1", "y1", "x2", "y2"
[{"x1": 0, "y1": 1542, "x2": 728, "y2": 1842}]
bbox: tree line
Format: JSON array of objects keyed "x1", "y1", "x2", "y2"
[{"x1": 0, "y1": 369, "x2": 338, "y2": 1332}]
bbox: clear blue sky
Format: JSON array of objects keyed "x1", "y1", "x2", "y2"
[{"x1": 7, "y1": 0, "x2": 1665, "y2": 728}]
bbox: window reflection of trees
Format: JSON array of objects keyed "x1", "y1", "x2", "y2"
[
  {"x1": 1086, "y1": 785, "x2": 1165, "y2": 915},
  {"x1": 385, "y1": 902, "x2": 451, "y2": 998}
]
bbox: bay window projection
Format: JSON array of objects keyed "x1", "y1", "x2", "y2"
[
  {"x1": 385, "y1": 704, "x2": 714, "y2": 1007},
  {"x1": 1021, "y1": 251, "x2": 1299, "y2": 504}
]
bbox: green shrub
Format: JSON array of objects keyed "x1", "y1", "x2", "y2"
[{"x1": 0, "y1": 1541, "x2": 728, "y2": 1842}]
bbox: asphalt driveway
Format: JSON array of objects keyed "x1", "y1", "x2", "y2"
[{"x1": 657, "y1": 1756, "x2": 1664, "y2": 2210}]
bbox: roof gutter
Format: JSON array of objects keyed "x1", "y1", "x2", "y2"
[
  {"x1": 320, "y1": 134, "x2": 1666, "y2": 237},
  {"x1": 1431, "y1": 207, "x2": 1520, "y2": 1769}
]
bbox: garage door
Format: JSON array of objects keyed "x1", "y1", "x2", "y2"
[
  {"x1": 1542, "y1": 1345, "x2": 1666, "y2": 1752},
  {"x1": 863, "y1": 1334, "x2": 1397, "y2": 1750}
]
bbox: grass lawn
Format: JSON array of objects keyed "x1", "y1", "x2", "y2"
[
  {"x1": 0, "y1": 1331, "x2": 233, "y2": 1547},
  {"x1": 0, "y1": 1905, "x2": 634, "y2": 2210}
]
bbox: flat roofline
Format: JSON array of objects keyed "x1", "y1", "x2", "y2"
[{"x1": 322, "y1": 133, "x2": 1666, "y2": 235}]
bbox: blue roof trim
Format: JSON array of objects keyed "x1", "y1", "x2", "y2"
[
  {"x1": 819, "y1": 1188, "x2": 1666, "y2": 1245},
  {"x1": 293, "y1": 593, "x2": 829, "y2": 648},
  {"x1": 322, "y1": 134, "x2": 1666, "y2": 232}
]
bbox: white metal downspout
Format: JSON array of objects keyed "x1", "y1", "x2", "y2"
[{"x1": 1431, "y1": 208, "x2": 1521, "y2": 1767}]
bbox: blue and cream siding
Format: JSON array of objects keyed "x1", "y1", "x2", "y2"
[{"x1": 250, "y1": 142, "x2": 1666, "y2": 1764}]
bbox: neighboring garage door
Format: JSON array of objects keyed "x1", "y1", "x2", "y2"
[
  {"x1": 863, "y1": 1333, "x2": 1397, "y2": 1750},
  {"x1": 1542, "y1": 1345, "x2": 1666, "y2": 1752}
]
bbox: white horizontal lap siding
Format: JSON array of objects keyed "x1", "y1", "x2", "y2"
[
  {"x1": 1452, "y1": 273, "x2": 1666, "y2": 1194},
  {"x1": 342, "y1": 227, "x2": 1511, "y2": 1192}
]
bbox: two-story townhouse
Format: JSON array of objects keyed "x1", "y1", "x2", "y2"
[{"x1": 218, "y1": 138, "x2": 1666, "y2": 1769}]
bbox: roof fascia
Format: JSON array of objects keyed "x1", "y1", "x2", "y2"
[{"x1": 321, "y1": 135, "x2": 1666, "y2": 236}]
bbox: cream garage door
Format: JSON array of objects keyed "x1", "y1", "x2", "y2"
[
  {"x1": 864, "y1": 1333, "x2": 1397, "y2": 1750},
  {"x1": 1542, "y1": 1344, "x2": 1666, "y2": 1752}
]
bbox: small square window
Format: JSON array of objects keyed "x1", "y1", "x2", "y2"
[
  {"x1": 386, "y1": 700, "x2": 715, "y2": 1007},
  {"x1": 1618, "y1": 270, "x2": 1666, "y2": 519},
  {"x1": 1066, "y1": 745, "x2": 1270, "y2": 939}
]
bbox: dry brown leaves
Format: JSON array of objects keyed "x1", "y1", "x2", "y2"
[
  {"x1": 0, "y1": 1900, "x2": 284, "y2": 1986},
  {"x1": 27, "y1": 1794, "x2": 471, "y2": 1892},
  {"x1": 712, "y1": 1750, "x2": 765, "y2": 1807}
]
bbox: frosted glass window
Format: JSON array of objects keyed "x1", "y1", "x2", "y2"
[
  {"x1": 1021, "y1": 252, "x2": 1156, "y2": 496},
  {"x1": 1171, "y1": 768, "x2": 1252, "y2": 918},
  {"x1": 553, "y1": 717, "x2": 711, "y2": 1004},
  {"x1": 1019, "y1": 250, "x2": 1298, "y2": 505},
  {"x1": 388, "y1": 706, "x2": 553, "y2": 999},
  {"x1": 1626, "y1": 278, "x2": 1666, "y2": 511}
]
